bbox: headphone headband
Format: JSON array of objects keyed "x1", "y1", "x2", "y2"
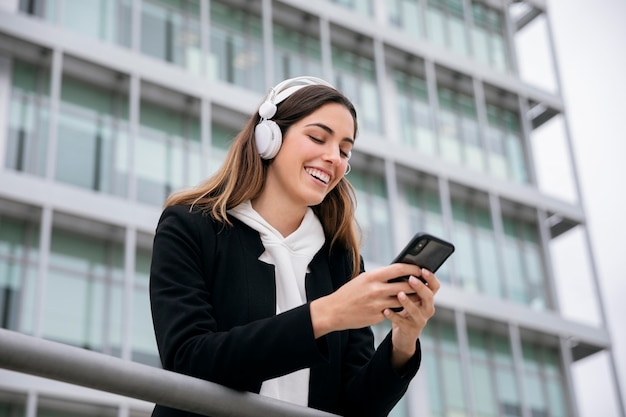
[
  {"x1": 269, "y1": 76, "x2": 334, "y2": 107},
  {"x1": 255, "y1": 76, "x2": 334, "y2": 159}
]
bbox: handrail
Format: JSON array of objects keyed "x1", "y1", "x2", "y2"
[{"x1": 0, "y1": 328, "x2": 339, "y2": 417}]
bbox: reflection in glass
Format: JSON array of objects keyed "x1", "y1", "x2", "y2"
[
  {"x1": 395, "y1": 70, "x2": 435, "y2": 154},
  {"x1": 486, "y1": 105, "x2": 527, "y2": 183},
  {"x1": 330, "y1": 0, "x2": 374, "y2": 17},
  {"x1": 208, "y1": 124, "x2": 236, "y2": 176},
  {"x1": 44, "y1": 227, "x2": 124, "y2": 355},
  {"x1": 437, "y1": 87, "x2": 484, "y2": 171},
  {"x1": 406, "y1": 185, "x2": 450, "y2": 281},
  {"x1": 426, "y1": 0, "x2": 467, "y2": 56},
  {"x1": 332, "y1": 46, "x2": 381, "y2": 133},
  {"x1": 141, "y1": 0, "x2": 201, "y2": 74},
  {"x1": 421, "y1": 320, "x2": 467, "y2": 417},
  {"x1": 132, "y1": 249, "x2": 159, "y2": 366},
  {"x1": 210, "y1": 0, "x2": 265, "y2": 92},
  {"x1": 471, "y1": 3, "x2": 510, "y2": 72},
  {"x1": 137, "y1": 100, "x2": 201, "y2": 206},
  {"x1": 351, "y1": 170, "x2": 392, "y2": 265},
  {"x1": 452, "y1": 201, "x2": 498, "y2": 295},
  {"x1": 62, "y1": 0, "x2": 132, "y2": 47},
  {"x1": 387, "y1": 0, "x2": 423, "y2": 37},
  {"x1": 56, "y1": 75, "x2": 129, "y2": 197},
  {"x1": 503, "y1": 217, "x2": 546, "y2": 309},
  {"x1": 273, "y1": 22, "x2": 323, "y2": 82},
  {"x1": 0, "y1": 216, "x2": 40, "y2": 335},
  {"x1": 6, "y1": 60, "x2": 50, "y2": 177},
  {"x1": 19, "y1": 0, "x2": 131, "y2": 47},
  {"x1": 522, "y1": 343, "x2": 567, "y2": 417}
]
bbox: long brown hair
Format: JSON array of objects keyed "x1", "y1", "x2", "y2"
[{"x1": 166, "y1": 84, "x2": 361, "y2": 277}]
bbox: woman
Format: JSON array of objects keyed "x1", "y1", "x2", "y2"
[{"x1": 149, "y1": 76, "x2": 440, "y2": 417}]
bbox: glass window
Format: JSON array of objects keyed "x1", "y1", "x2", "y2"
[
  {"x1": 387, "y1": 0, "x2": 423, "y2": 37},
  {"x1": 37, "y1": 401, "x2": 117, "y2": 417},
  {"x1": 405, "y1": 184, "x2": 450, "y2": 282},
  {"x1": 452, "y1": 200, "x2": 498, "y2": 295},
  {"x1": 210, "y1": 0, "x2": 265, "y2": 92},
  {"x1": 468, "y1": 329, "x2": 526, "y2": 417},
  {"x1": 0, "y1": 398, "x2": 26, "y2": 417},
  {"x1": 437, "y1": 87, "x2": 484, "y2": 171},
  {"x1": 6, "y1": 60, "x2": 50, "y2": 177},
  {"x1": 208, "y1": 124, "x2": 236, "y2": 175},
  {"x1": 421, "y1": 320, "x2": 467, "y2": 417},
  {"x1": 18, "y1": 0, "x2": 59, "y2": 22},
  {"x1": 44, "y1": 225, "x2": 124, "y2": 355},
  {"x1": 492, "y1": 334, "x2": 521, "y2": 416},
  {"x1": 426, "y1": 0, "x2": 469, "y2": 56},
  {"x1": 137, "y1": 99, "x2": 201, "y2": 206},
  {"x1": 502, "y1": 216, "x2": 546, "y2": 309},
  {"x1": 486, "y1": 105, "x2": 527, "y2": 183},
  {"x1": 522, "y1": 343, "x2": 568, "y2": 417},
  {"x1": 471, "y1": 2, "x2": 510, "y2": 72},
  {"x1": 56, "y1": 75, "x2": 129, "y2": 197},
  {"x1": 132, "y1": 247, "x2": 159, "y2": 366},
  {"x1": 350, "y1": 170, "x2": 392, "y2": 265},
  {"x1": 332, "y1": 46, "x2": 381, "y2": 133},
  {"x1": 273, "y1": 22, "x2": 323, "y2": 82},
  {"x1": 61, "y1": 0, "x2": 132, "y2": 47},
  {"x1": 330, "y1": 0, "x2": 373, "y2": 17},
  {"x1": 471, "y1": 362, "x2": 497, "y2": 417},
  {"x1": 395, "y1": 70, "x2": 435, "y2": 154},
  {"x1": 141, "y1": 0, "x2": 201, "y2": 74},
  {"x1": 20, "y1": 0, "x2": 131, "y2": 47},
  {"x1": 0, "y1": 215, "x2": 40, "y2": 335}
]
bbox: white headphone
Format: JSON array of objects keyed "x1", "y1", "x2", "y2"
[{"x1": 255, "y1": 76, "x2": 334, "y2": 160}]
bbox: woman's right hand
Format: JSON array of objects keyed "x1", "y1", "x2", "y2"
[{"x1": 310, "y1": 263, "x2": 423, "y2": 338}]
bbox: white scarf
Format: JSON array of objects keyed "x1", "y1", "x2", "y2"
[{"x1": 228, "y1": 200, "x2": 325, "y2": 407}]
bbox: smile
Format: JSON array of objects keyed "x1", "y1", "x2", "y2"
[{"x1": 305, "y1": 167, "x2": 330, "y2": 184}]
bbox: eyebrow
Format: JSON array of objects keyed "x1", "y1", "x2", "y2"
[{"x1": 304, "y1": 122, "x2": 355, "y2": 144}]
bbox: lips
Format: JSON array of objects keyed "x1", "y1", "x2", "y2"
[{"x1": 305, "y1": 167, "x2": 331, "y2": 184}]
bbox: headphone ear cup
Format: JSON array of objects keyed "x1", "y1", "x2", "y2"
[
  {"x1": 258, "y1": 100, "x2": 277, "y2": 119},
  {"x1": 254, "y1": 119, "x2": 282, "y2": 159}
]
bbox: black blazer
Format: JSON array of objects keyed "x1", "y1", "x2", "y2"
[{"x1": 149, "y1": 205, "x2": 420, "y2": 417}]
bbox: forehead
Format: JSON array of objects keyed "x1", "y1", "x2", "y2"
[{"x1": 298, "y1": 103, "x2": 356, "y2": 138}]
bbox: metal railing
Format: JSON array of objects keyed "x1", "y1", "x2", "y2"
[{"x1": 0, "y1": 328, "x2": 338, "y2": 417}]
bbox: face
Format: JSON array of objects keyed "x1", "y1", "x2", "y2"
[{"x1": 263, "y1": 102, "x2": 355, "y2": 209}]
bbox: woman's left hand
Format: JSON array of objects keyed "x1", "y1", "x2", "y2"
[{"x1": 384, "y1": 268, "x2": 440, "y2": 371}]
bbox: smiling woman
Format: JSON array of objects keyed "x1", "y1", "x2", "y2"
[{"x1": 149, "y1": 76, "x2": 441, "y2": 417}]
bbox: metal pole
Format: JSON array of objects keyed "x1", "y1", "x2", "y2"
[{"x1": 0, "y1": 329, "x2": 338, "y2": 417}]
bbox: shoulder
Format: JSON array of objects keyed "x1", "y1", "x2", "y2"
[
  {"x1": 157, "y1": 204, "x2": 221, "y2": 233},
  {"x1": 156, "y1": 205, "x2": 261, "y2": 245}
]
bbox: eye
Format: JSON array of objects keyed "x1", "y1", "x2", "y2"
[
  {"x1": 340, "y1": 149, "x2": 352, "y2": 159},
  {"x1": 308, "y1": 135, "x2": 323, "y2": 144}
]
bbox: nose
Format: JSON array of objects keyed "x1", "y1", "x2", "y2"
[{"x1": 322, "y1": 143, "x2": 342, "y2": 165}]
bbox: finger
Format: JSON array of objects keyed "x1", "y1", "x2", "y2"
[
  {"x1": 386, "y1": 280, "x2": 417, "y2": 296},
  {"x1": 383, "y1": 263, "x2": 423, "y2": 283},
  {"x1": 412, "y1": 284, "x2": 436, "y2": 319},
  {"x1": 398, "y1": 289, "x2": 423, "y2": 316},
  {"x1": 406, "y1": 277, "x2": 435, "y2": 313},
  {"x1": 420, "y1": 269, "x2": 441, "y2": 294}
]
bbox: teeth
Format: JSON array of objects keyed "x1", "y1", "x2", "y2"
[{"x1": 305, "y1": 168, "x2": 330, "y2": 184}]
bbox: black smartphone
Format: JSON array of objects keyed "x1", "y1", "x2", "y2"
[{"x1": 389, "y1": 232, "x2": 455, "y2": 284}]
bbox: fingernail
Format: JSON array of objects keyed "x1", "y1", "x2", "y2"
[
  {"x1": 409, "y1": 276, "x2": 419, "y2": 285},
  {"x1": 399, "y1": 291, "x2": 407, "y2": 300}
]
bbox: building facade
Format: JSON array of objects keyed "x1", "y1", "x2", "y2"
[{"x1": 0, "y1": 0, "x2": 622, "y2": 416}]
